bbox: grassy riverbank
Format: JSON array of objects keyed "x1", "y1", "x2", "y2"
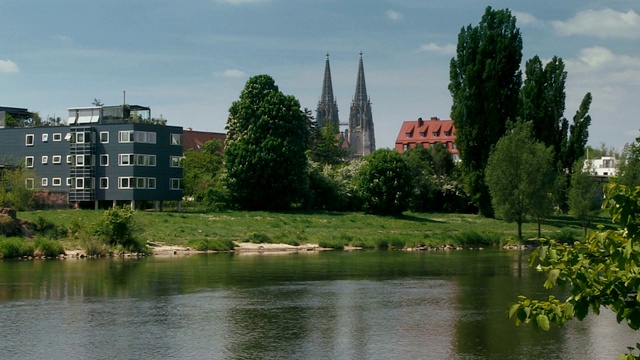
[{"x1": 9, "y1": 209, "x2": 603, "y2": 256}]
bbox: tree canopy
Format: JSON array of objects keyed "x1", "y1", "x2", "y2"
[
  {"x1": 485, "y1": 122, "x2": 555, "y2": 240},
  {"x1": 224, "y1": 74, "x2": 309, "y2": 210},
  {"x1": 509, "y1": 183, "x2": 640, "y2": 359},
  {"x1": 449, "y1": 6, "x2": 523, "y2": 217},
  {"x1": 357, "y1": 149, "x2": 412, "y2": 216}
]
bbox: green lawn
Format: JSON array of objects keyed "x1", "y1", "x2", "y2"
[{"x1": 16, "y1": 208, "x2": 608, "y2": 251}]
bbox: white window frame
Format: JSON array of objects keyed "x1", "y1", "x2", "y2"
[
  {"x1": 52, "y1": 155, "x2": 62, "y2": 164},
  {"x1": 66, "y1": 155, "x2": 72, "y2": 164},
  {"x1": 170, "y1": 133, "x2": 182, "y2": 145},
  {"x1": 100, "y1": 177, "x2": 109, "y2": 189},
  {"x1": 118, "y1": 177, "x2": 134, "y2": 189},
  {"x1": 25, "y1": 134, "x2": 34, "y2": 146},
  {"x1": 25, "y1": 156, "x2": 34, "y2": 168},
  {"x1": 66, "y1": 178, "x2": 72, "y2": 186},
  {"x1": 100, "y1": 131, "x2": 109, "y2": 143},
  {"x1": 136, "y1": 131, "x2": 147, "y2": 143},
  {"x1": 170, "y1": 178, "x2": 181, "y2": 190},
  {"x1": 25, "y1": 178, "x2": 34, "y2": 189},
  {"x1": 75, "y1": 178, "x2": 85, "y2": 189},
  {"x1": 119, "y1": 130, "x2": 134, "y2": 143},
  {"x1": 136, "y1": 177, "x2": 146, "y2": 189},
  {"x1": 147, "y1": 132, "x2": 157, "y2": 144},
  {"x1": 41, "y1": 155, "x2": 49, "y2": 164},
  {"x1": 53, "y1": 133, "x2": 62, "y2": 141},
  {"x1": 76, "y1": 132, "x2": 85, "y2": 144},
  {"x1": 42, "y1": 133, "x2": 49, "y2": 142},
  {"x1": 41, "y1": 178, "x2": 48, "y2": 187},
  {"x1": 75, "y1": 155, "x2": 85, "y2": 166},
  {"x1": 118, "y1": 154, "x2": 134, "y2": 166},
  {"x1": 147, "y1": 155, "x2": 156, "y2": 167},
  {"x1": 100, "y1": 154, "x2": 109, "y2": 166},
  {"x1": 136, "y1": 154, "x2": 146, "y2": 166},
  {"x1": 52, "y1": 178, "x2": 62, "y2": 187},
  {"x1": 147, "y1": 177, "x2": 156, "y2": 189},
  {"x1": 170, "y1": 156, "x2": 182, "y2": 168}
]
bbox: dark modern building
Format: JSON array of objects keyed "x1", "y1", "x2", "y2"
[{"x1": 0, "y1": 104, "x2": 183, "y2": 210}]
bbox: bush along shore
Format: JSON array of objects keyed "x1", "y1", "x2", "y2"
[{"x1": 0, "y1": 206, "x2": 598, "y2": 260}]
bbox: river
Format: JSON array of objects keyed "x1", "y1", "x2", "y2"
[{"x1": 0, "y1": 250, "x2": 635, "y2": 359}]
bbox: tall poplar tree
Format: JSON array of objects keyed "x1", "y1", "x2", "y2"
[
  {"x1": 449, "y1": 6, "x2": 523, "y2": 217},
  {"x1": 224, "y1": 75, "x2": 309, "y2": 210}
]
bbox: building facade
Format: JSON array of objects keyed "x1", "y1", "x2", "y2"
[
  {"x1": 395, "y1": 117, "x2": 459, "y2": 161},
  {"x1": 0, "y1": 104, "x2": 183, "y2": 209}
]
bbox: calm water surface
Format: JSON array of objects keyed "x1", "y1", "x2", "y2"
[{"x1": 0, "y1": 250, "x2": 635, "y2": 359}]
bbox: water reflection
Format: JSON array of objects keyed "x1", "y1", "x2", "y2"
[{"x1": 0, "y1": 251, "x2": 635, "y2": 359}]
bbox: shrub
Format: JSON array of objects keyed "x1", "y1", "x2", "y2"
[
  {"x1": 454, "y1": 230, "x2": 500, "y2": 246},
  {"x1": 33, "y1": 215, "x2": 67, "y2": 239},
  {"x1": 0, "y1": 238, "x2": 35, "y2": 258},
  {"x1": 246, "y1": 232, "x2": 271, "y2": 244},
  {"x1": 93, "y1": 206, "x2": 147, "y2": 252},
  {"x1": 0, "y1": 216, "x2": 21, "y2": 237},
  {"x1": 189, "y1": 239, "x2": 234, "y2": 251},
  {"x1": 318, "y1": 239, "x2": 345, "y2": 250},
  {"x1": 34, "y1": 238, "x2": 65, "y2": 257},
  {"x1": 554, "y1": 228, "x2": 581, "y2": 244}
]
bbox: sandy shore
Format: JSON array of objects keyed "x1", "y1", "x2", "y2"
[{"x1": 150, "y1": 242, "x2": 337, "y2": 257}]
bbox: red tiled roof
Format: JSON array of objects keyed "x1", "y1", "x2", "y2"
[
  {"x1": 395, "y1": 117, "x2": 458, "y2": 155},
  {"x1": 183, "y1": 129, "x2": 226, "y2": 153}
]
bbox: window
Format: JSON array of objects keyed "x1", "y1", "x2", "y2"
[
  {"x1": 170, "y1": 156, "x2": 182, "y2": 167},
  {"x1": 147, "y1": 178, "x2": 156, "y2": 189},
  {"x1": 136, "y1": 154, "x2": 146, "y2": 166},
  {"x1": 66, "y1": 178, "x2": 72, "y2": 186},
  {"x1": 25, "y1": 178, "x2": 34, "y2": 189},
  {"x1": 148, "y1": 155, "x2": 156, "y2": 166},
  {"x1": 419, "y1": 132, "x2": 425, "y2": 138},
  {"x1": 53, "y1": 133, "x2": 62, "y2": 141},
  {"x1": 403, "y1": 144, "x2": 409, "y2": 151},
  {"x1": 119, "y1": 130, "x2": 134, "y2": 143},
  {"x1": 100, "y1": 177, "x2": 109, "y2": 189},
  {"x1": 136, "y1": 177, "x2": 146, "y2": 189},
  {"x1": 118, "y1": 154, "x2": 134, "y2": 166},
  {"x1": 136, "y1": 131, "x2": 147, "y2": 143},
  {"x1": 75, "y1": 178, "x2": 85, "y2": 189},
  {"x1": 99, "y1": 154, "x2": 109, "y2": 166},
  {"x1": 42, "y1": 133, "x2": 49, "y2": 142},
  {"x1": 75, "y1": 155, "x2": 85, "y2": 166},
  {"x1": 41, "y1": 155, "x2": 48, "y2": 164},
  {"x1": 170, "y1": 178, "x2": 182, "y2": 190},
  {"x1": 433, "y1": 131, "x2": 439, "y2": 137},
  {"x1": 76, "y1": 132, "x2": 85, "y2": 143},
  {"x1": 41, "y1": 178, "x2": 48, "y2": 187},
  {"x1": 26, "y1": 134, "x2": 34, "y2": 146},
  {"x1": 170, "y1": 133, "x2": 182, "y2": 145},
  {"x1": 52, "y1": 178, "x2": 62, "y2": 187},
  {"x1": 100, "y1": 131, "x2": 109, "y2": 143},
  {"x1": 444, "y1": 131, "x2": 451, "y2": 136},
  {"x1": 25, "y1": 156, "x2": 34, "y2": 168},
  {"x1": 52, "y1": 155, "x2": 62, "y2": 164},
  {"x1": 405, "y1": 133, "x2": 411, "y2": 138},
  {"x1": 119, "y1": 177, "x2": 134, "y2": 189},
  {"x1": 147, "y1": 132, "x2": 157, "y2": 144}
]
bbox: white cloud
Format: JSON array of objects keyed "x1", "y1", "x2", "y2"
[
  {"x1": 219, "y1": 69, "x2": 247, "y2": 78},
  {"x1": 386, "y1": 10, "x2": 403, "y2": 22},
  {"x1": 553, "y1": 8, "x2": 640, "y2": 38},
  {"x1": 0, "y1": 60, "x2": 19, "y2": 73},
  {"x1": 52, "y1": 34, "x2": 73, "y2": 43},
  {"x1": 418, "y1": 43, "x2": 456, "y2": 55},
  {"x1": 512, "y1": 10, "x2": 539, "y2": 26}
]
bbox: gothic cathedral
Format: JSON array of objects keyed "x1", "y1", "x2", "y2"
[{"x1": 316, "y1": 53, "x2": 376, "y2": 159}]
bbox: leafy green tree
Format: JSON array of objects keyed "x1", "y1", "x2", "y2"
[
  {"x1": 0, "y1": 163, "x2": 35, "y2": 211},
  {"x1": 182, "y1": 140, "x2": 224, "y2": 202},
  {"x1": 357, "y1": 149, "x2": 412, "y2": 216},
  {"x1": 224, "y1": 75, "x2": 309, "y2": 210},
  {"x1": 449, "y1": 6, "x2": 523, "y2": 217},
  {"x1": 485, "y1": 122, "x2": 555, "y2": 240},
  {"x1": 561, "y1": 92, "x2": 592, "y2": 175},
  {"x1": 308, "y1": 120, "x2": 347, "y2": 165},
  {"x1": 509, "y1": 183, "x2": 640, "y2": 359},
  {"x1": 617, "y1": 135, "x2": 640, "y2": 189},
  {"x1": 568, "y1": 160, "x2": 602, "y2": 235}
]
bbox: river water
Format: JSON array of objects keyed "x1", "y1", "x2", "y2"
[{"x1": 0, "y1": 250, "x2": 635, "y2": 359}]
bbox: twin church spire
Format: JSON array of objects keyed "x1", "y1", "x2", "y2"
[{"x1": 316, "y1": 53, "x2": 376, "y2": 158}]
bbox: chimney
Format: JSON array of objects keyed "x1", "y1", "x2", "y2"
[
  {"x1": 430, "y1": 116, "x2": 439, "y2": 121},
  {"x1": 417, "y1": 117, "x2": 424, "y2": 126}
]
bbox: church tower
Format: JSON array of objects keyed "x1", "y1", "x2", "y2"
[
  {"x1": 347, "y1": 52, "x2": 375, "y2": 158},
  {"x1": 316, "y1": 53, "x2": 340, "y2": 131}
]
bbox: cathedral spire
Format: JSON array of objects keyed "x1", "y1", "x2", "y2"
[
  {"x1": 348, "y1": 52, "x2": 375, "y2": 158},
  {"x1": 316, "y1": 53, "x2": 339, "y2": 130}
]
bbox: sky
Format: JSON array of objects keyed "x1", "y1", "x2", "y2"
[{"x1": 1, "y1": 0, "x2": 639, "y2": 152}]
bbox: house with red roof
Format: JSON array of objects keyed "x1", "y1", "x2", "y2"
[{"x1": 395, "y1": 117, "x2": 459, "y2": 161}]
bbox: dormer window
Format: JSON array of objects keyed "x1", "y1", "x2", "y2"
[
  {"x1": 433, "y1": 131, "x2": 439, "y2": 137},
  {"x1": 406, "y1": 132, "x2": 412, "y2": 138},
  {"x1": 444, "y1": 131, "x2": 451, "y2": 136},
  {"x1": 419, "y1": 132, "x2": 425, "y2": 138}
]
